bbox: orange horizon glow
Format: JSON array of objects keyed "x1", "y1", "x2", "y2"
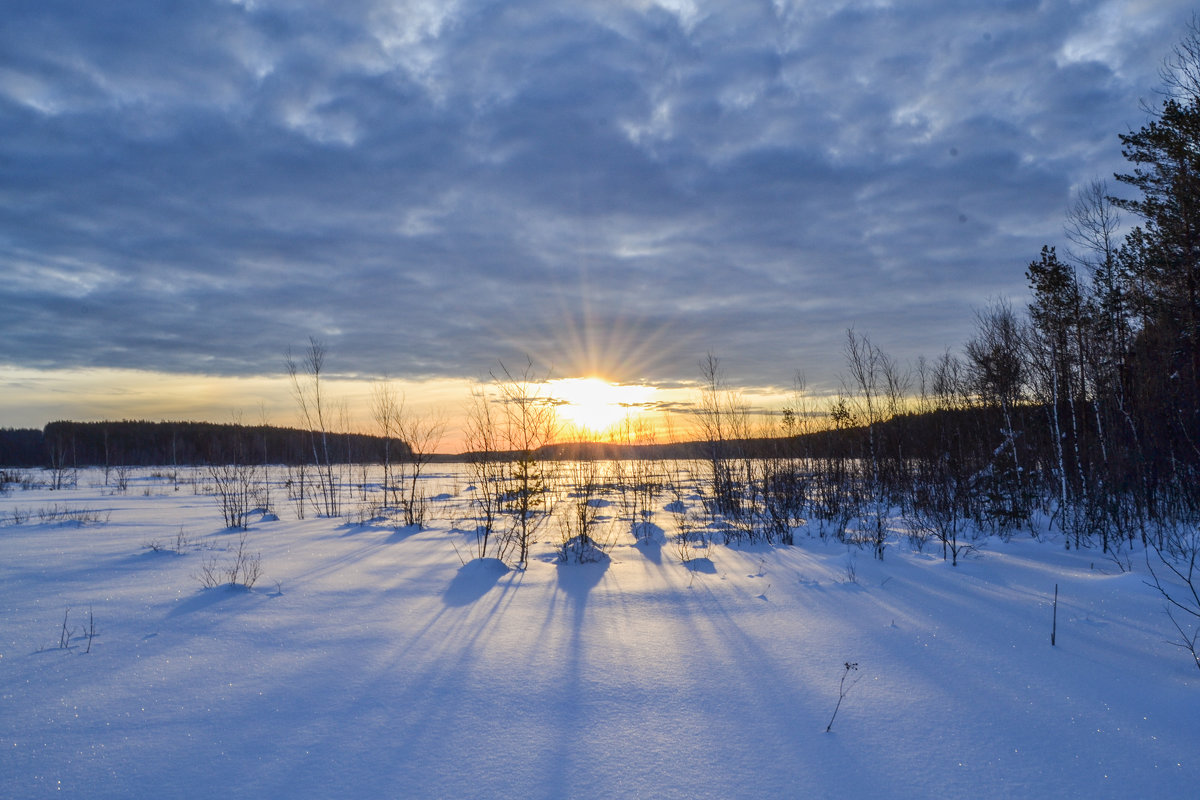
[{"x1": 0, "y1": 365, "x2": 820, "y2": 452}]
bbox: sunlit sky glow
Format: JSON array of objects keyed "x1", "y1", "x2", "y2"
[
  {"x1": 548, "y1": 377, "x2": 660, "y2": 438},
  {"x1": 2, "y1": 1, "x2": 1195, "y2": 451}
]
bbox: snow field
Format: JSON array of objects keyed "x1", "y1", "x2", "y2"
[{"x1": 1, "y1": 466, "x2": 1197, "y2": 799}]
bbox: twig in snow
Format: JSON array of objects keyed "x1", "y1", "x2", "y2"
[{"x1": 825, "y1": 661, "x2": 861, "y2": 732}]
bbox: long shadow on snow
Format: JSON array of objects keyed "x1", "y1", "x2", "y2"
[
  {"x1": 442, "y1": 557, "x2": 509, "y2": 607},
  {"x1": 384, "y1": 524, "x2": 421, "y2": 544},
  {"x1": 165, "y1": 584, "x2": 271, "y2": 618},
  {"x1": 337, "y1": 519, "x2": 392, "y2": 537},
  {"x1": 652, "y1": 551, "x2": 891, "y2": 794},
  {"x1": 554, "y1": 554, "x2": 609, "y2": 603},
  {"x1": 248, "y1": 568, "x2": 530, "y2": 796},
  {"x1": 632, "y1": 521, "x2": 666, "y2": 565},
  {"x1": 539, "y1": 551, "x2": 610, "y2": 799}
]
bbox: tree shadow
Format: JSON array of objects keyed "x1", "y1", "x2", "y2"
[
  {"x1": 385, "y1": 524, "x2": 422, "y2": 544},
  {"x1": 554, "y1": 554, "x2": 610, "y2": 603},
  {"x1": 540, "y1": 548, "x2": 611, "y2": 797},
  {"x1": 442, "y1": 558, "x2": 509, "y2": 607},
  {"x1": 633, "y1": 521, "x2": 666, "y2": 564},
  {"x1": 339, "y1": 520, "x2": 390, "y2": 537},
  {"x1": 166, "y1": 584, "x2": 263, "y2": 618}
]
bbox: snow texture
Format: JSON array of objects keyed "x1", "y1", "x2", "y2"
[{"x1": 1, "y1": 467, "x2": 1197, "y2": 799}]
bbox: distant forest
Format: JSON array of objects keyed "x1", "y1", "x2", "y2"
[
  {"x1": 0, "y1": 421, "x2": 411, "y2": 468},
  {"x1": 0, "y1": 419, "x2": 860, "y2": 468}
]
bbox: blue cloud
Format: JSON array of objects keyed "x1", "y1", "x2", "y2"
[{"x1": 1, "y1": 0, "x2": 1194, "y2": 396}]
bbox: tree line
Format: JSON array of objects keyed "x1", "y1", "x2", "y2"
[{"x1": 0, "y1": 420, "x2": 411, "y2": 469}]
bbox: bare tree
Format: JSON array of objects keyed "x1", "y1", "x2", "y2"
[
  {"x1": 45, "y1": 429, "x2": 76, "y2": 490},
  {"x1": 464, "y1": 386, "x2": 506, "y2": 559},
  {"x1": 371, "y1": 381, "x2": 403, "y2": 509},
  {"x1": 397, "y1": 405, "x2": 446, "y2": 529},
  {"x1": 1159, "y1": 14, "x2": 1200, "y2": 104},
  {"x1": 557, "y1": 452, "x2": 610, "y2": 563},
  {"x1": 1066, "y1": 181, "x2": 1134, "y2": 551},
  {"x1": 210, "y1": 462, "x2": 260, "y2": 529},
  {"x1": 841, "y1": 330, "x2": 907, "y2": 559},
  {"x1": 904, "y1": 465, "x2": 974, "y2": 566},
  {"x1": 1067, "y1": 179, "x2": 1130, "y2": 384},
  {"x1": 697, "y1": 353, "x2": 732, "y2": 516},
  {"x1": 208, "y1": 424, "x2": 264, "y2": 529},
  {"x1": 495, "y1": 359, "x2": 559, "y2": 568},
  {"x1": 696, "y1": 353, "x2": 753, "y2": 529},
  {"x1": 1146, "y1": 527, "x2": 1200, "y2": 672},
  {"x1": 286, "y1": 337, "x2": 341, "y2": 517},
  {"x1": 964, "y1": 299, "x2": 1031, "y2": 532},
  {"x1": 285, "y1": 462, "x2": 309, "y2": 520},
  {"x1": 626, "y1": 415, "x2": 663, "y2": 542}
]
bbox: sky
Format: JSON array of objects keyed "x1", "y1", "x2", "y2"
[{"x1": 2, "y1": 0, "x2": 1196, "y2": 448}]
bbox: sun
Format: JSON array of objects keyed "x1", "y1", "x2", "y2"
[{"x1": 548, "y1": 377, "x2": 657, "y2": 437}]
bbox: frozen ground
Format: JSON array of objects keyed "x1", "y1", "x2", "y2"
[{"x1": 1, "y1": 467, "x2": 1197, "y2": 799}]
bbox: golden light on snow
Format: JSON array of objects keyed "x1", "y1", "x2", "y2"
[{"x1": 547, "y1": 377, "x2": 658, "y2": 437}]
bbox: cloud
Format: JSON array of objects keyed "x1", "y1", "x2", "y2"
[{"x1": 1, "y1": 0, "x2": 1195, "y2": 410}]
